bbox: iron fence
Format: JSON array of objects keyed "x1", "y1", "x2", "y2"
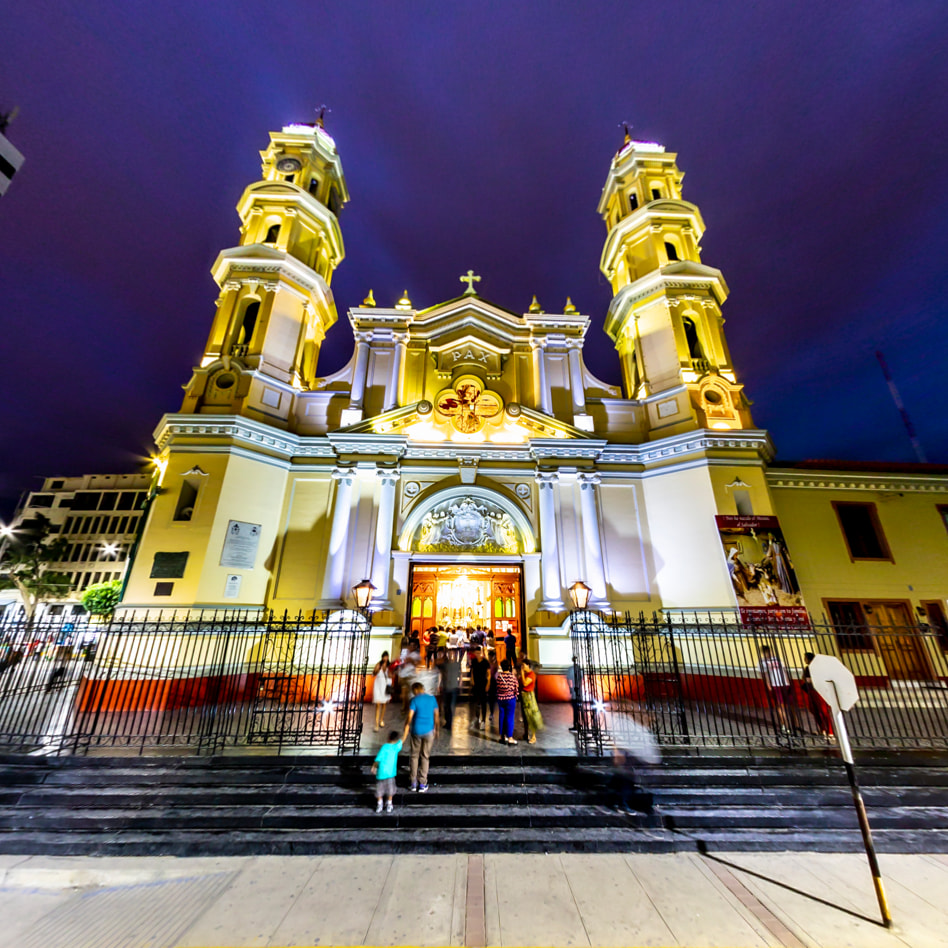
[
  {"x1": 570, "y1": 611, "x2": 948, "y2": 756},
  {"x1": 0, "y1": 609, "x2": 371, "y2": 756}
]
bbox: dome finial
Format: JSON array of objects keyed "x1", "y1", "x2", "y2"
[
  {"x1": 564, "y1": 297, "x2": 577, "y2": 315},
  {"x1": 619, "y1": 120, "x2": 632, "y2": 146},
  {"x1": 362, "y1": 289, "x2": 376, "y2": 307},
  {"x1": 395, "y1": 290, "x2": 412, "y2": 311},
  {"x1": 528, "y1": 294, "x2": 543, "y2": 314}
]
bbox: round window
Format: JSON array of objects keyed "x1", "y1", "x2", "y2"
[
  {"x1": 703, "y1": 389, "x2": 723, "y2": 404},
  {"x1": 214, "y1": 373, "x2": 236, "y2": 390}
]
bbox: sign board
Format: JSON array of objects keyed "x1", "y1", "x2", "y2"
[
  {"x1": 220, "y1": 521, "x2": 262, "y2": 569},
  {"x1": 223, "y1": 574, "x2": 242, "y2": 599},
  {"x1": 808, "y1": 654, "x2": 859, "y2": 714}
]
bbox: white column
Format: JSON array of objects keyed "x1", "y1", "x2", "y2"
[
  {"x1": 320, "y1": 468, "x2": 355, "y2": 606},
  {"x1": 370, "y1": 469, "x2": 399, "y2": 607},
  {"x1": 537, "y1": 471, "x2": 563, "y2": 609},
  {"x1": 579, "y1": 472, "x2": 608, "y2": 604},
  {"x1": 568, "y1": 345, "x2": 586, "y2": 415},
  {"x1": 384, "y1": 333, "x2": 407, "y2": 411},
  {"x1": 535, "y1": 344, "x2": 552, "y2": 414},
  {"x1": 348, "y1": 335, "x2": 371, "y2": 411}
]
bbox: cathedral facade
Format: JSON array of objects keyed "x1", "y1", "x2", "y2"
[{"x1": 120, "y1": 122, "x2": 948, "y2": 683}]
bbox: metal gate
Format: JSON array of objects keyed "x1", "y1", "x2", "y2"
[
  {"x1": 0, "y1": 609, "x2": 371, "y2": 756},
  {"x1": 569, "y1": 611, "x2": 948, "y2": 756}
]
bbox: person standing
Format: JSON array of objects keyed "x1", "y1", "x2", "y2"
[
  {"x1": 403, "y1": 681, "x2": 439, "y2": 791},
  {"x1": 371, "y1": 651, "x2": 391, "y2": 731},
  {"x1": 487, "y1": 650, "x2": 499, "y2": 731},
  {"x1": 758, "y1": 644, "x2": 792, "y2": 733},
  {"x1": 440, "y1": 649, "x2": 461, "y2": 730},
  {"x1": 398, "y1": 650, "x2": 417, "y2": 717},
  {"x1": 519, "y1": 659, "x2": 542, "y2": 744},
  {"x1": 802, "y1": 651, "x2": 832, "y2": 738},
  {"x1": 495, "y1": 658, "x2": 520, "y2": 746},
  {"x1": 566, "y1": 656, "x2": 583, "y2": 732},
  {"x1": 503, "y1": 626, "x2": 518, "y2": 667},
  {"x1": 469, "y1": 647, "x2": 490, "y2": 729}
]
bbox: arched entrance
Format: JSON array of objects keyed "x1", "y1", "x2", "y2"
[{"x1": 398, "y1": 488, "x2": 535, "y2": 659}]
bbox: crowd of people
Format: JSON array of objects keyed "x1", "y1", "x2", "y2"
[{"x1": 369, "y1": 624, "x2": 545, "y2": 802}]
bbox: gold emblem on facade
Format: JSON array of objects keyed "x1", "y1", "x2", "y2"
[{"x1": 434, "y1": 375, "x2": 503, "y2": 434}]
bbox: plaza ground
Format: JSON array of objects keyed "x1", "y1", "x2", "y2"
[{"x1": 1, "y1": 850, "x2": 947, "y2": 947}]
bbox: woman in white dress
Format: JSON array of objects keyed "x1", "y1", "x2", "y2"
[{"x1": 372, "y1": 651, "x2": 391, "y2": 730}]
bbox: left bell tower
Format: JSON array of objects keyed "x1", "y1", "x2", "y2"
[{"x1": 181, "y1": 121, "x2": 349, "y2": 426}]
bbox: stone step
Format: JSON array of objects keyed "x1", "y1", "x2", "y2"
[
  {"x1": 661, "y1": 805, "x2": 948, "y2": 830},
  {"x1": 0, "y1": 804, "x2": 654, "y2": 833},
  {"x1": 11, "y1": 784, "x2": 605, "y2": 809},
  {"x1": 0, "y1": 825, "x2": 945, "y2": 857}
]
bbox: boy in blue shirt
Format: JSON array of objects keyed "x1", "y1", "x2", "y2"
[{"x1": 371, "y1": 730, "x2": 402, "y2": 813}]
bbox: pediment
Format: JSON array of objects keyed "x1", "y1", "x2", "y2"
[{"x1": 337, "y1": 398, "x2": 587, "y2": 444}]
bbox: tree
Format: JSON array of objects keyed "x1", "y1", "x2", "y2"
[
  {"x1": 80, "y1": 580, "x2": 122, "y2": 620},
  {"x1": 0, "y1": 515, "x2": 72, "y2": 626}
]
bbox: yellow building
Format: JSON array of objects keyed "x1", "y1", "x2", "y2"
[{"x1": 120, "y1": 121, "x2": 948, "y2": 687}]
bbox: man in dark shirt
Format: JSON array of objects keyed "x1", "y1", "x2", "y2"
[
  {"x1": 469, "y1": 647, "x2": 490, "y2": 729},
  {"x1": 439, "y1": 650, "x2": 461, "y2": 730},
  {"x1": 503, "y1": 626, "x2": 518, "y2": 666}
]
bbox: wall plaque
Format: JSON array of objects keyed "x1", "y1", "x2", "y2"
[
  {"x1": 150, "y1": 551, "x2": 189, "y2": 579},
  {"x1": 224, "y1": 574, "x2": 242, "y2": 599},
  {"x1": 220, "y1": 520, "x2": 262, "y2": 569}
]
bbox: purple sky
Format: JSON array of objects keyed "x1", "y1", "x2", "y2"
[{"x1": 2, "y1": 1, "x2": 948, "y2": 518}]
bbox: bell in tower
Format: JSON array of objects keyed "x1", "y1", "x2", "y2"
[
  {"x1": 598, "y1": 135, "x2": 753, "y2": 436},
  {"x1": 181, "y1": 120, "x2": 349, "y2": 427}
]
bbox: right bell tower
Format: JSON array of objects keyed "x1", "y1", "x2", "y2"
[{"x1": 598, "y1": 134, "x2": 754, "y2": 437}]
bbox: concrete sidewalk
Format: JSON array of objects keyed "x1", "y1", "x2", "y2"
[{"x1": 0, "y1": 851, "x2": 946, "y2": 948}]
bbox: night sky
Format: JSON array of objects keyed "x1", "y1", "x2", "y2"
[{"x1": 2, "y1": 1, "x2": 948, "y2": 520}]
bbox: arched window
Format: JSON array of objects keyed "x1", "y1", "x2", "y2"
[
  {"x1": 264, "y1": 224, "x2": 280, "y2": 243},
  {"x1": 495, "y1": 597, "x2": 503, "y2": 618},
  {"x1": 173, "y1": 481, "x2": 198, "y2": 522},
  {"x1": 683, "y1": 317, "x2": 704, "y2": 361},
  {"x1": 239, "y1": 301, "x2": 260, "y2": 346},
  {"x1": 423, "y1": 598, "x2": 433, "y2": 618},
  {"x1": 628, "y1": 192, "x2": 638, "y2": 211},
  {"x1": 664, "y1": 240, "x2": 679, "y2": 261},
  {"x1": 411, "y1": 598, "x2": 421, "y2": 618},
  {"x1": 308, "y1": 177, "x2": 320, "y2": 198}
]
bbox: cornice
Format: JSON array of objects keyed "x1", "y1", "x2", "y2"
[
  {"x1": 767, "y1": 469, "x2": 948, "y2": 494},
  {"x1": 153, "y1": 415, "x2": 774, "y2": 472}
]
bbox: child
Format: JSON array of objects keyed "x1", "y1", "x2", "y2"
[{"x1": 371, "y1": 730, "x2": 402, "y2": 813}]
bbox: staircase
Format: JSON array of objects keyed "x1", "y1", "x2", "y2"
[{"x1": 0, "y1": 752, "x2": 945, "y2": 856}]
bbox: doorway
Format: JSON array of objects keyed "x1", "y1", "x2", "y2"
[
  {"x1": 865, "y1": 601, "x2": 930, "y2": 680},
  {"x1": 406, "y1": 562, "x2": 525, "y2": 656}
]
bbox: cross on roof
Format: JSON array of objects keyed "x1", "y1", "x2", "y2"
[{"x1": 460, "y1": 270, "x2": 481, "y2": 296}]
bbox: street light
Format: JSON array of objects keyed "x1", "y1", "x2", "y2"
[
  {"x1": 568, "y1": 580, "x2": 592, "y2": 611},
  {"x1": 567, "y1": 579, "x2": 602, "y2": 755},
  {"x1": 352, "y1": 579, "x2": 376, "y2": 616}
]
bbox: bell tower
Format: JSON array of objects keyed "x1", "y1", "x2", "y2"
[
  {"x1": 598, "y1": 135, "x2": 753, "y2": 436},
  {"x1": 181, "y1": 121, "x2": 349, "y2": 426}
]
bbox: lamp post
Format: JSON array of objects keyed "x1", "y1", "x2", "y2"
[
  {"x1": 352, "y1": 579, "x2": 376, "y2": 619},
  {"x1": 567, "y1": 580, "x2": 591, "y2": 611},
  {"x1": 567, "y1": 580, "x2": 603, "y2": 755}
]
